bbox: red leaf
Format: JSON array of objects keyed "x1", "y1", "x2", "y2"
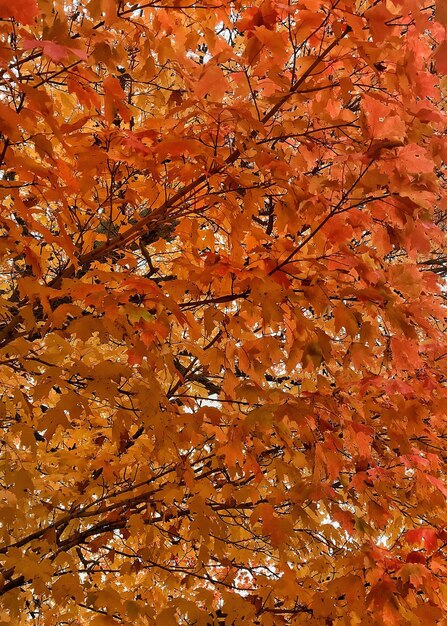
[
  {"x1": 406, "y1": 551, "x2": 426, "y2": 564},
  {"x1": 23, "y1": 39, "x2": 88, "y2": 62},
  {"x1": 405, "y1": 527, "x2": 438, "y2": 552},
  {"x1": 426, "y1": 474, "x2": 447, "y2": 498},
  {"x1": 0, "y1": 0, "x2": 38, "y2": 24}
]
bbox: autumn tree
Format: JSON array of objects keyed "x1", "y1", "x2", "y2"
[{"x1": 0, "y1": 0, "x2": 447, "y2": 623}]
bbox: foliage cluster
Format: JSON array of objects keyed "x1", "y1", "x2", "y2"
[{"x1": 0, "y1": 0, "x2": 447, "y2": 624}]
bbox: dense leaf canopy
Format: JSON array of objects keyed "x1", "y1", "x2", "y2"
[{"x1": 0, "y1": 0, "x2": 447, "y2": 624}]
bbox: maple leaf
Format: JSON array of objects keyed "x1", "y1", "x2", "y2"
[
  {"x1": 434, "y1": 41, "x2": 447, "y2": 74},
  {"x1": 436, "y1": 0, "x2": 447, "y2": 28},
  {"x1": 405, "y1": 527, "x2": 438, "y2": 553},
  {"x1": 22, "y1": 39, "x2": 88, "y2": 62},
  {"x1": 0, "y1": 0, "x2": 38, "y2": 24},
  {"x1": 396, "y1": 144, "x2": 434, "y2": 175}
]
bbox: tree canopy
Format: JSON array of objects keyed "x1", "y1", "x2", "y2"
[{"x1": 0, "y1": 0, "x2": 447, "y2": 624}]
